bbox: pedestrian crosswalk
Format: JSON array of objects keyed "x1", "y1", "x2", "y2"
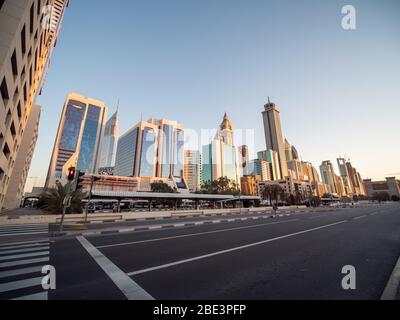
[
  {"x1": 0, "y1": 239, "x2": 50, "y2": 300},
  {"x1": 0, "y1": 223, "x2": 49, "y2": 237}
]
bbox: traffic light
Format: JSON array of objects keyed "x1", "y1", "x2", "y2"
[
  {"x1": 75, "y1": 171, "x2": 85, "y2": 191},
  {"x1": 67, "y1": 167, "x2": 76, "y2": 181}
]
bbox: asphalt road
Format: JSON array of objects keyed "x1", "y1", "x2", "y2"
[{"x1": 1, "y1": 203, "x2": 399, "y2": 300}]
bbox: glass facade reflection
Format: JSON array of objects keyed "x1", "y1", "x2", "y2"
[
  {"x1": 77, "y1": 105, "x2": 102, "y2": 173},
  {"x1": 59, "y1": 100, "x2": 86, "y2": 151},
  {"x1": 139, "y1": 128, "x2": 156, "y2": 177},
  {"x1": 161, "y1": 124, "x2": 173, "y2": 178},
  {"x1": 202, "y1": 144, "x2": 212, "y2": 183}
]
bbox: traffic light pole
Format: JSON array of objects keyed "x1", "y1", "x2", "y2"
[{"x1": 84, "y1": 177, "x2": 94, "y2": 223}]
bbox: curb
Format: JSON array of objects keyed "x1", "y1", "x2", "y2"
[
  {"x1": 381, "y1": 254, "x2": 400, "y2": 300},
  {"x1": 50, "y1": 214, "x2": 281, "y2": 238}
]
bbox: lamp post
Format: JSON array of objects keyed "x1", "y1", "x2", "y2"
[{"x1": 85, "y1": 176, "x2": 101, "y2": 223}]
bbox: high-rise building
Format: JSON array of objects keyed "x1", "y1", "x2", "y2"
[
  {"x1": 262, "y1": 98, "x2": 288, "y2": 179},
  {"x1": 114, "y1": 118, "x2": 185, "y2": 180},
  {"x1": 284, "y1": 139, "x2": 293, "y2": 161},
  {"x1": 320, "y1": 160, "x2": 339, "y2": 195},
  {"x1": 99, "y1": 110, "x2": 118, "y2": 168},
  {"x1": 45, "y1": 93, "x2": 108, "y2": 187},
  {"x1": 202, "y1": 114, "x2": 239, "y2": 186},
  {"x1": 258, "y1": 149, "x2": 281, "y2": 180},
  {"x1": 0, "y1": 0, "x2": 68, "y2": 209},
  {"x1": 184, "y1": 150, "x2": 202, "y2": 192},
  {"x1": 3, "y1": 104, "x2": 40, "y2": 209},
  {"x1": 249, "y1": 159, "x2": 271, "y2": 181},
  {"x1": 337, "y1": 157, "x2": 354, "y2": 195},
  {"x1": 346, "y1": 160, "x2": 366, "y2": 196},
  {"x1": 238, "y1": 145, "x2": 250, "y2": 176}
]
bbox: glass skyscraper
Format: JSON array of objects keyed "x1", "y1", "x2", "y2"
[
  {"x1": 114, "y1": 118, "x2": 184, "y2": 179},
  {"x1": 45, "y1": 93, "x2": 107, "y2": 187}
]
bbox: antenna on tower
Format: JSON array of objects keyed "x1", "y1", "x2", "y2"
[{"x1": 268, "y1": 96, "x2": 271, "y2": 104}]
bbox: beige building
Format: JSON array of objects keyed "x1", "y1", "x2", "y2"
[
  {"x1": 0, "y1": 0, "x2": 68, "y2": 210},
  {"x1": 3, "y1": 104, "x2": 40, "y2": 208},
  {"x1": 241, "y1": 175, "x2": 261, "y2": 196},
  {"x1": 364, "y1": 177, "x2": 400, "y2": 198},
  {"x1": 184, "y1": 150, "x2": 202, "y2": 192}
]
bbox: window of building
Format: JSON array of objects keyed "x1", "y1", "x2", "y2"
[
  {"x1": 17, "y1": 101, "x2": 22, "y2": 119},
  {"x1": 21, "y1": 25, "x2": 26, "y2": 56},
  {"x1": 37, "y1": 0, "x2": 41, "y2": 16},
  {"x1": 30, "y1": 3, "x2": 35, "y2": 34},
  {"x1": 0, "y1": 0, "x2": 5, "y2": 11},
  {"x1": 23, "y1": 83, "x2": 27, "y2": 102},
  {"x1": 11, "y1": 50, "x2": 18, "y2": 76},
  {"x1": 3, "y1": 143, "x2": 10, "y2": 159},
  {"x1": 10, "y1": 122, "x2": 16, "y2": 137},
  {"x1": 5, "y1": 109, "x2": 11, "y2": 126},
  {"x1": 1, "y1": 77, "x2": 9, "y2": 105},
  {"x1": 29, "y1": 64, "x2": 33, "y2": 86}
]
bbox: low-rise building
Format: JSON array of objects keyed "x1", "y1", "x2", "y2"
[{"x1": 363, "y1": 177, "x2": 400, "y2": 198}]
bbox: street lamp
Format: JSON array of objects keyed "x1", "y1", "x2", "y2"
[{"x1": 85, "y1": 175, "x2": 101, "y2": 223}]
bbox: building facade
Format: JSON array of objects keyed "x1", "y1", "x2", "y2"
[
  {"x1": 99, "y1": 110, "x2": 118, "y2": 168},
  {"x1": 364, "y1": 177, "x2": 400, "y2": 198},
  {"x1": 202, "y1": 114, "x2": 239, "y2": 186},
  {"x1": 261, "y1": 98, "x2": 288, "y2": 179},
  {"x1": 0, "y1": 0, "x2": 68, "y2": 209},
  {"x1": 45, "y1": 93, "x2": 108, "y2": 187},
  {"x1": 184, "y1": 150, "x2": 202, "y2": 192},
  {"x1": 3, "y1": 104, "x2": 40, "y2": 209},
  {"x1": 320, "y1": 160, "x2": 339, "y2": 195}
]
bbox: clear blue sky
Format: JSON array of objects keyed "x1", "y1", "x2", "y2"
[{"x1": 27, "y1": 0, "x2": 400, "y2": 190}]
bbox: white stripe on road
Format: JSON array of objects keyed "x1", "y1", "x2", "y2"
[
  {"x1": 381, "y1": 254, "x2": 400, "y2": 300},
  {"x1": 354, "y1": 215, "x2": 367, "y2": 220},
  {"x1": 76, "y1": 236, "x2": 154, "y2": 300},
  {"x1": 0, "y1": 240, "x2": 49, "y2": 248},
  {"x1": 0, "y1": 246, "x2": 49, "y2": 256},
  {"x1": 12, "y1": 291, "x2": 48, "y2": 300},
  {"x1": 0, "y1": 276, "x2": 43, "y2": 293},
  {"x1": 127, "y1": 221, "x2": 347, "y2": 276},
  {"x1": 0, "y1": 251, "x2": 49, "y2": 262},
  {"x1": 0, "y1": 265, "x2": 44, "y2": 278},
  {"x1": 0, "y1": 257, "x2": 49, "y2": 268},
  {"x1": 97, "y1": 219, "x2": 299, "y2": 249},
  {"x1": 0, "y1": 242, "x2": 50, "y2": 251},
  {"x1": 0, "y1": 231, "x2": 48, "y2": 237}
]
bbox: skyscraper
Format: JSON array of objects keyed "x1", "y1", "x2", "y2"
[
  {"x1": 258, "y1": 150, "x2": 281, "y2": 180},
  {"x1": 320, "y1": 160, "x2": 339, "y2": 195},
  {"x1": 114, "y1": 118, "x2": 185, "y2": 180},
  {"x1": 0, "y1": 0, "x2": 68, "y2": 209},
  {"x1": 262, "y1": 98, "x2": 288, "y2": 179},
  {"x1": 238, "y1": 145, "x2": 250, "y2": 176},
  {"x1": 45, "y1": 93, "x2": 108, "y2": 187},
  {"x1": 337, "y1": 157, "x2": 354, "y2": 195},
  {"x1": 99, "y1": 110, "x2": 118, "y2": 168},
  {"x1": 202, "y1": 114, "x2": 239, "y2": 186},
  {"x1": 184, "y1": 150, "x2": 202, "y2": 192}
]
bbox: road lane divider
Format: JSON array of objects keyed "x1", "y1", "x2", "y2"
[{"x1": 127, "y1": 220, "x2": 347, "y2": 276}]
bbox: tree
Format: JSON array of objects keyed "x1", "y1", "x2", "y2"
[
  {"x1": 150, "y1": 181, "x2": 176, "y2": 193},
  {"x1": 38, "y1": 182, "x2": 86, "y2": 215},
  {"x1": 391, "y1": 195, "x2": 400, "y2": 202},
  {"x1": 261, "y1": 184, "x2": 283, "y2": 206},
  {"x1": 201, "y1": 177, "x2": 239, "y2": 195},
  {"x1": 372, "y1": 192, "x2": 390, "y2": 203}
]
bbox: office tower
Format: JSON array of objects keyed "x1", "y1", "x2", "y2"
[
  {"x1": 114, "y1": 118, "x2": 185, "y2": 179},
  {"x1": 202, "y1": 114, "x2": 239, "y2": 186},
  {"x1": 0, "y1": 0, "x2": 68, "y2": 209},
  {"x1": 287, "y1": 159, "x2": 303, "y2": 181},
  {"x1": 99, "y1": 110, "x2": 118, "y2": 168},
  {"x1": 320, "y1": 160, "x2": 339, "y2": 195},
  {"x1": 238, "y1": 145, "x2": 250, "y2": 176},
  {"x1": 3, "y1": 104, "x2": 40, "y2": 209},
  {"x1": 45, "y1": 93, "x2": 108, "y2": 187},
  {"x1": 337, "y1": 157, "x2": 354, "y2": 195},
  {"x1": 345, "y1": 161, "x2": 366, "y2": 196},
  {"x1": 258, "y1": 150, "x2": 281, "y2": 180},
  {"x1": 249, "y1": 159, "x2": 271, "y2": 181},
  {"x1": 284, "y1": 139, "x2": 293, "y2": 161},
  {"x1": 291, "y1": 145, "x2": 299, "y2": 160},
  {"x1": 262, "y1": 98, "x2": 288, "y2": 178},
  {"x1": 184, "y1": 150, "x2": 202, "y2": 192}
]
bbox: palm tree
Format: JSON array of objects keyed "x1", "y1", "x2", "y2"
[{"x1": 38, "y1": 182, "x2": 86, "y2": 214}]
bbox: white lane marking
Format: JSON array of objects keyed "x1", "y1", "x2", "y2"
[
  {"x1": 0, "y1": 224, "x2": 48, "y2": 228},
  {"x1": 76, "y1": 236, "x2": 154, "y2": 300},
  {"x1": 381, "y1": 253, "x2": 400, "y2": 300},
  {"x1": 0, "y1": 265, "x2": 43, "y2": 278},
  {"x1": 97, "y1": 219, "x2": 299, "y2": 249},
  {"x1": 0, "y1": 257, "x2": 49, "y2": 268},
  {"x1": 354, "y1": 215, "x2": 367, "y2": 220},
  {"x1": 12, "y1": 291, "x2": 48, "y2": 300},
  {"x1": 0, "y1": 276, "x2": 43, "y2": 293},
  {"x1": 127, "y1": 221, "x2": 347, "y2": 276},
  {"x1": 0, "y1": 246, "x2": 49, "y2": 256},
  {"x1": 0, "y1": 251, "x2": 49, "y2": 262},
  {"x1": 0, "y1": 242, "x2": 50, "y2": 251},
  {"x1": 309, "y1": 215, "x2": 328, "y2": 220},
  {"x1": 370, "y1": 212, "x2": 380, "y2": 216},
  {"x1": 0, "y1": 240, "x2": 49, "y2": 248},
  {"x1": 0, "y1": 232, "x2": 48, "y2": 237}
]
